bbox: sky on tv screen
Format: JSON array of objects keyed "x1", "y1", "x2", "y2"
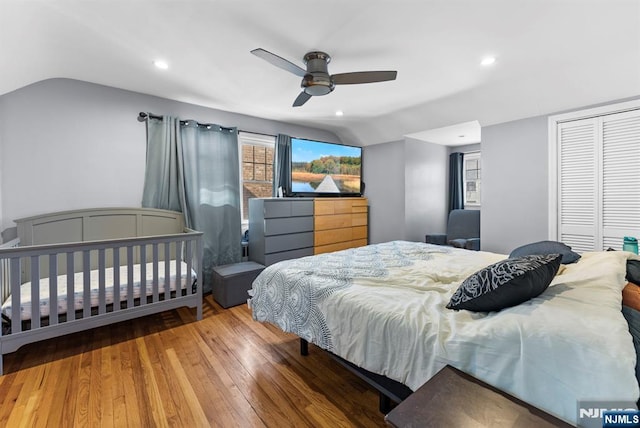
[{"x1": 292, "y1": 138, "x2": 361, "y2": 162}]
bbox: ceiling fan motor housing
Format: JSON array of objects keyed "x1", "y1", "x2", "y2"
[{"x1": 302, "y1": 51, "x2": 334, "y2": 96}]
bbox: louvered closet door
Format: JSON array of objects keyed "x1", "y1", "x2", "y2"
[
  {"x1": 558, "y1": 118, "x2": 598, "y2": 252},
  {"x1": 601, "y1": 109, "x2": 640, "y2": 250}
]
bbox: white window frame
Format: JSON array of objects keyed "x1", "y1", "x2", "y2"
[
  {"x1": 238, "y1": 132, "x2": 276, "y2": 230},
  {"x1": 547, "y1": 98, "x2": 640, "y2": 241},
  {"x1": 463, "y1": 151, "x2": 481, "y2": 207}
]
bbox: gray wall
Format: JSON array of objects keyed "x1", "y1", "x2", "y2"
[
  {"x1": 480, "y1": 95, "x2": 640, "y2": 254},
  {"x1": 0, "y1": 78, "x2": 341, "y2": 234},
  {"x1": 4, "y1": 79, "x2": 636, "y2": 249},
  {"x1": 481, "y1": 116, "x2": 549, "y2": 254},
  {"x1": 363, "y1": 140, "x2": 406, "y2": 243},
  {"x1": 404, "y1": 138, "x2": 448, "y2": 242},
  {"x1": 363, "y1": 138, "x2": 448, "y2": 244}
]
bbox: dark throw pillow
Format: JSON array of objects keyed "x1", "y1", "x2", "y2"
[
  {"x1": 628, "y1": 260, "x2": 640, "y2": 285},
  {"x1": 447, "y1": 254, "x2": 562, "y2": 312},
  {"x1": 509, "y1": 240, "x2": 580, "y2": 264}
]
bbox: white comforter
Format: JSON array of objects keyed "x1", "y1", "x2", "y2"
[{"x1": 249, "y1": 241, "x2": 639, "y2": 425}]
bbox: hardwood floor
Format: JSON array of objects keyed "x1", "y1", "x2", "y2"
[{"x1": 0, "y1": 295, "x2": 387, "y2": 427}]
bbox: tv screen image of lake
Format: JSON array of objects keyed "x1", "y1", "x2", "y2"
[{"x1": 291, "y1": 140, "x2": 361, "y2": 194}]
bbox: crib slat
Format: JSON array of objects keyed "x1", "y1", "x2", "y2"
[
  {"x1": 83, "y1": 250, "x2": 91, "y2": 318},
  {"x1": 186, "y1": 239, "x2": 193, "y2": 296},
  {"x1": 11, "y1": 258, "x2": 21, "y2": 333},
  {"x1": 164, "y1": 243, "x2": 170, "y2": 300},
  {"x1": 1, "y1": 238, "x2": 20, "y2": 282},
  {"x1": 31, "y1": 256, "x2": 40, "y2": 329},
  {"x1": 176, "y1": 242, "x2": 182, "y2": 295},
  {"x1": 152, "y1": 243, "x2": 159, "y2": 303},
  {"x1": 49, "y1": 254, "x2": 58, "y2": 325},
  {"x1": 113, "y1": 248, "x2": 120, "y2": 312},
  {"x1": 0, "y1": 259, "x2": 6, "y2": 309},
  {"x1": 98, "y1": 248, "x2": 106, "y2": 315},
  {"x1": 127, "y1": 246, "x2": 134, "y2": 309},
  {"x1": 66, "y1": 252, "x2": 75, "y2": 321},
  {"x1": 140, "y1": 245, "x2": 147, "y2": 306}
]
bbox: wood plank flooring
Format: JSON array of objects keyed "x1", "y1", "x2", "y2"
[{"x1": 0, "y1": 295, "x2": 387, "y2": 427}]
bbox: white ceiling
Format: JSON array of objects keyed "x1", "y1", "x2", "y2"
[
  {"x1": 2, "y1": 0, "x2": 639, "y2": 146},
  {"x1": 405, "y1": 121, "x2": 481, "y2": 146}
]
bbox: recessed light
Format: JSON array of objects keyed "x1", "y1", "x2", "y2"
[
  {"x1": 153, "y1": 60, "x2": 169, "y2": 70},
  {"x1": 459, "y1": 135, "x2": 465, "y2": 138},
  {"x1": 480, "y1": 57, "x2": 496, "y2": 66},
  {"x1": 335, "y1": 110, "x2": 344, "y2": 116}
]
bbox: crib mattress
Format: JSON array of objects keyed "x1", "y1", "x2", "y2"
[{"x1": 1, "y1": 260, "x2": 195, "y2": 321}]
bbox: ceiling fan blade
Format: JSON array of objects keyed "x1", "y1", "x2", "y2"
[
  {"x1": 251, "y1": 48, "x2": 307, "y2": 77},
  {"x1": 332, "y1": 71, "x2": 397, "y2": 85},
  {"x1": 293, "y1": 92, "x2": 312, "y2": 107}
]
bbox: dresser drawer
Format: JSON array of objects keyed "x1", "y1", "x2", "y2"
[
  {"x1": 264, "y1": 216, "x2": 313, "y2": 235},
  {"x1": 263, "y1": 200, "x2": 314, "y2": 218},
  {"x1": 315, "y1": 228, "x2": 353, "y2": 246},
  {"x1": 264, "y1": 247, "x2": 314, "y2": 265},
  {"x1": 265, "y1": 232, "x2": 314, "y2": 253}
]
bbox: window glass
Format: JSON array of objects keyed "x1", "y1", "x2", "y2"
[
  {"x1": 464, "y1": 152, "x2": 481, "y2": 206},
  {"x1": 239, "y1": 132, "x2": 276, "y2": 223}
]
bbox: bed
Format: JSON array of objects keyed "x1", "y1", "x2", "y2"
[
  {"x1": 248, "y1": 240, "x2": 639, "y2": 426},
  {"x1": 0, "y1": 207, "x2": 203, "y2": 375}
]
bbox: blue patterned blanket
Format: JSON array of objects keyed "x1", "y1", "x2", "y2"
[{"x1": 248, "y1": 241, "x2": 448, "y2": 350}]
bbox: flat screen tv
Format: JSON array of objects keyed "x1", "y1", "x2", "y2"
[{"x1": 288, "y1": 138, "x2": 362, "y2": 197}]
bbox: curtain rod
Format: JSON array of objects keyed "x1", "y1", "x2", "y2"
[
  {"x1": 137, "y1": 112, "x2": 234, "y2": 132},
  {"x1": 137, "y1": 112, "x2": 276, "y2": 137}
]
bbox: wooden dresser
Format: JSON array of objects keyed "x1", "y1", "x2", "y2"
[
  {"x1": 248, "y1": 197, "x2": 369, "y2": 265},
  {"x1": 314, "y1": 197, "x2": 368, "y2": 254}
]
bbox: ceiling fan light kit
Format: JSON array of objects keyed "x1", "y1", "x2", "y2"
[
  {"x1": 302, "y1": 51, "x2": 334, "y2": 96},
  {"x1": 251, "y1": 48, "x2": 397, "y2": 107}
]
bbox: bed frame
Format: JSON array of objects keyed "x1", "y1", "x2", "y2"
[
  {"x1": 0, "y1": 207, "x2": 203, "y2": 375},
  {"x1": 300, "y1": 338, "x2": 412, "y2": 413}
]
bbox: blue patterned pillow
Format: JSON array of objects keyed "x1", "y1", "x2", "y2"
[{"x1": 447, "y1": 254, "x2": 562, "y2": 312}]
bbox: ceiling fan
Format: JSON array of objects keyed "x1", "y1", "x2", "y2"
[{"x1": 251, "y1": 48, "x2": 398, "y2": 107}]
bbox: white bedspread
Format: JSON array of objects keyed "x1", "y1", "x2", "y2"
[
  {"x1": 2, "y1": 260, "x2": 194, "y2": 320},
  {"x1": 249, "y1": 241, "x2": 639, "y2": 425}
]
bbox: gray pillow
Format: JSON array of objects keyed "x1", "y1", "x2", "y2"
[
  {"x1": 509, "y1": 240, "x2": 580, "y2": 264},
  {"x1": 628, "y1": 260, "x2": 640, "y2": 285},
  {"x1": 447, "y1": 254, "x2": 562, "y2": 312}
]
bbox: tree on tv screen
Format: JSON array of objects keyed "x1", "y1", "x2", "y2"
[{"x1": 292, "y1": 156, "x2": 361, "y2": 176}]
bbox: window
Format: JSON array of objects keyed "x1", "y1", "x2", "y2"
[
  {"x1": 239, "y1": 132, "x2": 276, "y2": 225},
  {"x1": 464, "y1": 152, "x2": 481, "y2": 206}
]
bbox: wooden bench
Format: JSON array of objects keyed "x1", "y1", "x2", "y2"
[{"x1": 385, "y1": 365, "x2": 572, "y2": 428}]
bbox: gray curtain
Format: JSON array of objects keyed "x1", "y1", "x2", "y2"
[
  {"x1": 449, "y1": 152, "x2": 464, "y2": 212},
  {"x1": 272, "y1": 133, "x2": 291, "y2": 196},
  {"x1": 142, "y1": 116, "x2": 241, "y2": 292},
  {"x1": 141, "y1": 117, "x2": 183, "y2": 211}
]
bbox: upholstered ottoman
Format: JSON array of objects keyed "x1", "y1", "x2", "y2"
[{"x1": 212, "y1": 261, "x2": 265, "y2": 308}]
